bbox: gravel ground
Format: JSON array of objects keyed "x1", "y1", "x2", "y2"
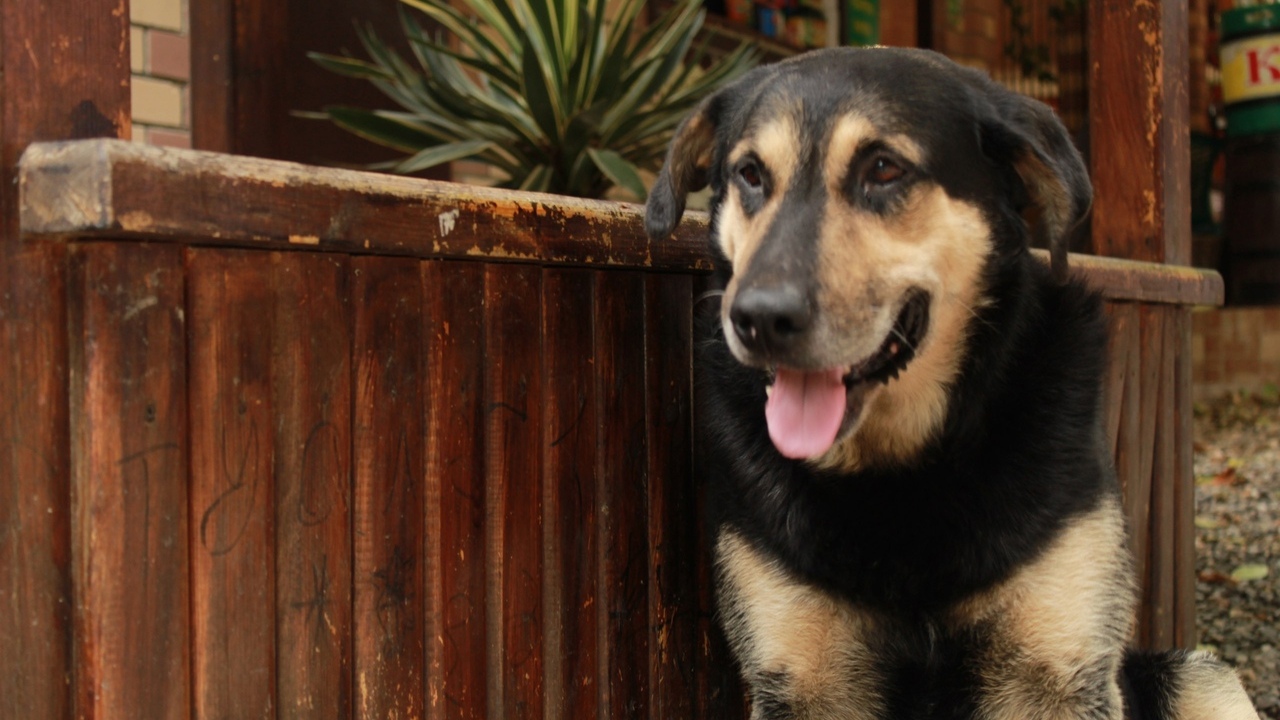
[{"x1": 1193, "y1": 391, "x2": 1280, "y2": 719}]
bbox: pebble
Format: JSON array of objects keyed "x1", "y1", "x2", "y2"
[{"x1": 1194, "y1": 392, "x2": 1280, "y2": 719}]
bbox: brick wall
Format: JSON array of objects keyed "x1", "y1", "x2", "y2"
[
  {"x1": 1193, "y1": 308, "x2": 1280, "y2": 401},
  {"x1": 131, "y1": 0, "x2": 189, "y2": 148}
]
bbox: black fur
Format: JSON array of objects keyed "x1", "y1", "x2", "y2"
[{"x1": 649, "y1": 47, "x2": 1256, "y2": 720}]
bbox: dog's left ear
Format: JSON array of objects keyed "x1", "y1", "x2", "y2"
[
  {"x1": 645, "y1": 93, "x2": 723, "y2": 241},
  {"x1": 981, "y1": 92, "x2": 1092, "y2": 282}
]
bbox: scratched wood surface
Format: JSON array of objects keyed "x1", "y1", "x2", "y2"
[
  {"x1": 68, "y1": 243, "x2": 190, "y2": 719},
  {"x1": 1102, "y1": 302, "x2": 1196, "y2": 650},
  {"x1": 273, "y1": 252, "x2": 354, "y2": 717},
  {"x1": 352, "y1": 256, "x2": 428, "y2": 718},
  {"x1": 17, "y1": 139, "x2": 1224, "y2": 308},
  {"x1": 0, "y1": 0, "x2": 130, "y2": 717},
  {"x1": 189, "y1": 248, "x2": 280, "y2": 718}
]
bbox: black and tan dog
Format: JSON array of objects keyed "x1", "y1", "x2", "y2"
[{"x1": 645, "y1": 47, "x2": 1258, "y2": 720}]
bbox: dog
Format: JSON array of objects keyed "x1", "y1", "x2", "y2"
[{"x1": 644, "y1": 47, "x2": 1259, "y2": 720}]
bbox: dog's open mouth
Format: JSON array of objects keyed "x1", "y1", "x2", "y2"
[{"x1": 764, "y1": 290, "x2": 931, "y2": 460}]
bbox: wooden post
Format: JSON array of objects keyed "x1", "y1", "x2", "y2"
[
  {"x1": 1088, "y1": 0, "x2": 1197, "y2": 651},
  {"x1": 1088, "y1": 0, "x2": 1191, "y2": 265},
  {"x1": 0, "y1": 2, "x2": 130, "y2": 719},
  {"x1": 190, "y1": 0, "x2": 447, "y2": 176}
]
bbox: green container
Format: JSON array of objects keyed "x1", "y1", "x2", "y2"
[{"x1": 1220, "y1": 6, "x2": 1280, "y2": 137}]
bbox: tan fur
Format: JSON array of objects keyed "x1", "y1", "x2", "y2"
[
  {"x1": 953, "y1": 497, "x2": 1135, "y2": 720},
  {"x1": 718, "y1": 111, "x2": 807, "y2": 368},
  {"x1": 714, "y1": 110, "x2": 994, "y2": 472},
  {"x1": 716, "y1": 531, "x2": 883, "y2": 720},
  {"x1": 813, "y1": 186, "x2": 993, "y2": 473},
  {"x1": 717, "y1": 113, "x2": 802, "y2": 271},
  {"x1": 1170, "y1": 654, "x2": 1261, "y2": 720}
]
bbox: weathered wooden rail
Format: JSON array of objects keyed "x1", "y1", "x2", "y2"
[{"x1": 4, "y1": 138, "x2": 1221, "y2": 719}]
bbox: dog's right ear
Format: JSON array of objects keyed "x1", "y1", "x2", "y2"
[{"x1": 645, "y1": 94, "x2": 722, "y2": 240}]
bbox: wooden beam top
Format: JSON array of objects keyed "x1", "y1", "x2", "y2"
[
  {"x1": 19, "y1": 139, "x2": 713, "y2": 272},
  {"x1": 18, "y1": 139, "x2": 1221, "y2": 305}
]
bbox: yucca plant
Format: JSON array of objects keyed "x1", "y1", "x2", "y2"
[{"x1": 307, "y1": 0, "x2": 757, "y2": 200}]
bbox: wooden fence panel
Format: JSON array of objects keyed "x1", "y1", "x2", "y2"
[
  {"x1": 644, "y1": 273, "x2": 697, "y2": 719},
  {"x1": 541, "y1": 268, "x2": 602, "y2": 720},
  {"x1": 424, "y1": 261, "x2": 488, "y2": 720},
  {"x1": 272, "y1": 252, "x2": 354, "y2": 717},
  {"x1": 14, "y1": 140, "x2": 1222, "y2": 719},
  {"x1": 351, "y1": 256, "x2": 427, "y2": 719},
  {"x1": 189, "y1": 248, "x2": 279, "y2": 719},
  {"x1": 68, "y1": 243, "x2": 189, "y2": 720},
  {"x1": 595, "y1": 272, "x2": 652, "y2": 719},
  {"x1": 483, "y1": 264, "x2": 546, "y2": 719}
]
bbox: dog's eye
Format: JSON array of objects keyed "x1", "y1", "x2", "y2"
[
  {"x1": 866, "y1": 157, "x2": 905, "y2": 186},
  {"x1": 738, "y1": 161, "x2": 763, "y2": 189}
]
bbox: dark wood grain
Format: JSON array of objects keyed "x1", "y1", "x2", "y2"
[
  {"x1": 19, "y1": 140, "x2": 1228, "y2": 308},
  {"x1": 1147, "y1": 306, "x2": 1178, "y2": 651},
  {"x1": 1106, "y1": 302, "x2": 1147, "y2": 624},
  {"x1": 1, "y1": 0, "x2": 129, "y2": 713},
  {"x1": 483, "y1": 264, "x2": 545, "y2": 719},
  {"x1": 272, "y1": 252, "x2": 354, "y2": 717},
  {"x1": 188, "y1": 248, "x2": 278, "y2": 718},
  {"x1": 0, "y1": 243, "x2": 72, "y2": 720},
  {"x1": 1087, "y1": 0, "x2": 1190, "y2": 265},
  {"x1": 1103, "y1": 304, "x2": 1137, "y2": 461},
  {"x1": 594, "y1": 272, "x2": 651, "y2": 718},
  {"x1": 351, "y1": 256, "x2": 427, "y2": 719},
  {"x1": 67, "y1": 243, "x2": 189, "y2": 719},
  {"x1": 1172, "y1": 310, "x2": 1198, "y2": 649},
  {"x1": 540, "y1": 269, "x2": 601, "y2": 720},
  {"x1": 644, "y1": 274, "x2": 697, "y2": 718},
  {"x1": 1134, "y1": 306, "x2": 1167, "y2": 637},
  {"x1": 424, "y1": 261, "x2": 487, "y2": 720}
]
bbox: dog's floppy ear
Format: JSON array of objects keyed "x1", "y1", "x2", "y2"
[
  {"x1": 981, "y1": 93, "x2": 1092, "y2": 282},
  {"x1": 645, "y1": 93, "x2": 723, "y2": 240}
]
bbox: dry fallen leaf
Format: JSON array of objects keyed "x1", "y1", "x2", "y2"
[
  {"x1": 1230, "y1": 563, "x2": 1270, "y2": 582},
  {"x1": 1198, "y1": 569, "x2": 1235, "y2": 585}
]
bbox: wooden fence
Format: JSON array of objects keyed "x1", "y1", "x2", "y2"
[{"x1": 3, "y1": 138, "x2": 1221, "y2": 719}]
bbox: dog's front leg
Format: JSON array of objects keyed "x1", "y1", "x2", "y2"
[
  {"x1": 715, "y1": 530, "x2": 884, "y2": 720},
  {"x1": 961, "y1": 499, "x2": 1135, "y2": 720}
]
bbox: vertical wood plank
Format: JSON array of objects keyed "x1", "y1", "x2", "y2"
[
  {"x1": 0, "y1": 243, "x2": 71, "y2": 720},
  {"x1": 424, "y1": 261, "x2": 486, "y2": 720},
  {"x1": 188, "y1": 248, "x2": 278, "y2": 718},
  {"x1": 541, "y1": 268, "x2": 600, "y2": 720},
  {"x1": 483, "y1": 264, "x2": 544, "y2": 720},
  {"x1": 1134, "y1": 305, "x2": 1167, "y2": 647},
  {"x1": 1, "y1": 0, "x2": 129, "y2": 714},
  {"x1": 594, "y1": 271, "x2": 650, "y2": 719},
  {"x1": 1171, "y1": 309, "x2": 1198, "y2": 649},
  {"x1": 188, "y1": 0, "x2": 234, "y2": 152},
  {"x1": 1087, "y1": 0, "x2": 1190, "y2": 264},
  {"x1": 1148, "y1": 306, "x2": 1178, "y2": 651},
  {"x1": 644, "y1": 274, "x2": 696, "y2": 719},
  {"x1": 1103, "y1": 302, "x2": 1136, "y2": 460},
  {"x1": 273, "y1": 253, "x2": 354, "y2": 716},
  {"x1": 67, "y1": 243, "x2": 189, "y2": 719},
  {"x1": 1107, "y1": 302, "x2": 1147, "y2": 619},
  {"x1": 351, "y1": 256, "x2": 426, "y2": 719}
]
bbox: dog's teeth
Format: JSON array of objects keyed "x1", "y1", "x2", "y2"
[
  {"x1": 889, "y1": 341, "x2": 899, "y2": 356},
  {"x1": 765, "y1": 384, "x2": 773, "y2": 398}
]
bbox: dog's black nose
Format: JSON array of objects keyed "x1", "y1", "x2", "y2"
[{"x1": 730, "y1": 286, "x2": 811, "y2": 353}]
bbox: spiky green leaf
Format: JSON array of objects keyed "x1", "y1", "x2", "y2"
[{"x1": 587, "y1": 148, "x2": 646, "y2": 200}]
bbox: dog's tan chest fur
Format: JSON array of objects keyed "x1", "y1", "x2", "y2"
[{"x1": 717, "y1": 498, "x2": 1140, "y2": 720}]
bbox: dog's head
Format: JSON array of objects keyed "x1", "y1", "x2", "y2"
[{"x1": 645, "y1": 48, "x2": 1091, "y2": 469}]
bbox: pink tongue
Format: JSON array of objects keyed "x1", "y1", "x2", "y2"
[{"x1": 765, "y1": 367, "x2": 848, "y2": 459}]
